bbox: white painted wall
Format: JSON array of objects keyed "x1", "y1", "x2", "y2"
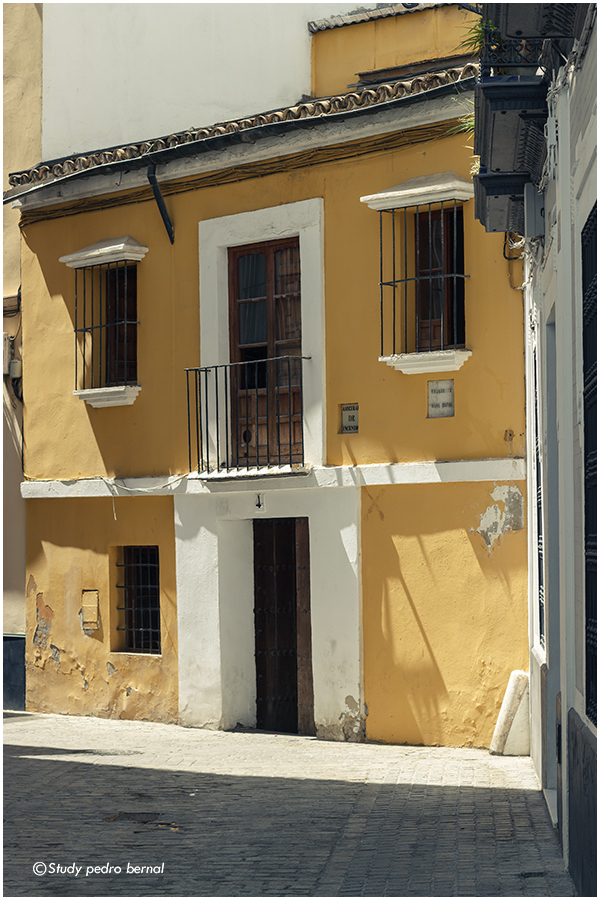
[
  {"x1": 174, "y1": 484, "x2": 362, "y2": 737},
  {"x1": 523, "y1": 17, "x2": 597, "y2": 861},
  {"x1": 41, "y1": 3, "x2": 363, "y2": 161}
]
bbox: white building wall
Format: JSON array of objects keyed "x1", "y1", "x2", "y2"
[
  {"x1": 525, "y1": 15, "x2": 597, "y2": 857},
  {"x1": 174, "y1": 485, "x2": 362, "y2": 739},
  {"x1": 41, "y1": 3, "x2": 362, "y2": 161}
]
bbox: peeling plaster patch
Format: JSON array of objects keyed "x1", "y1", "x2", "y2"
[
  {"x1": 33, "y1": 594, "x2": 53, "y2": 649},
  {"x1": 50, "y1": 644, "x2": 60, "y2": 664},
  {"x1": 316, "y1": 723, "x2": 345, "y2": 741},
  {"x1": 344, "y1": 694, "x2": 359, "y2": 714},
  {"x1": 474, "y1": 485, "x2": 524, "y2": 548},
  {"x1": 317, "y1": 697, "x2": 365, "y2": 743},
  {"x1": 106, "y1": 662, "x2": 116, "y2": 676},
  {"x1": 126, "y1": 686, "x2": 136, "y2": 697},
  {"x1": 340, "y1": 708, "x2": 365, "y2": 742}
]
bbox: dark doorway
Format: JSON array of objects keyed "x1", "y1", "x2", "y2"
[{"x1": 253, "y1": 517, "x2": 315, "y2": 735}]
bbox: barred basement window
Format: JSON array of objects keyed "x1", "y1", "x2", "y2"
[
  {"x1": 116, "y1": 546, "x2": 161, "y2": 654},
  {"x1": 361, "y1": 173, "x2": 474, "y2": 374},
  {"x1": 59, "y1": 236, "x2": 148, "y2": 407}
]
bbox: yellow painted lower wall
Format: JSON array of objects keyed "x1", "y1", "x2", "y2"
[
  {"x1": 25, "y1": 496, "x2": 178, "y2": 723},
  {"x1": 362, "y1": 481, "x2": 528, "y2": 747}
]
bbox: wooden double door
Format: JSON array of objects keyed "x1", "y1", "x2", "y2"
[
  {"x1": 229, "y1": 239, "x2": 303, "y2": 466},
  {"x1": 253, "y1": 517, "x2": 315, "y2": 735}
]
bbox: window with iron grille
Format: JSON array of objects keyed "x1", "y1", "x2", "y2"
[
  {"x1": 75, "y1": 262, "x2": 137, "y2": 388},
  {"x1": 387, "y1": 204, "x2": 466, "y2": 354},
  {"x1": 361, "y1": 173, "x2": 473, "y2": 373},
  {"x1": 59, "y1": 236, "x2": 148, "y2": 406},
  {"x1": 116, "y1": 546, "x2": 161, "y2": 654}
]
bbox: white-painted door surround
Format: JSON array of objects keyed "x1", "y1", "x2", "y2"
[
  {"x1": 198, "y1": 199, "x2": 325, "y2": 467},
  {"x1": 174, "y1": 484, "x2": 362, "y2": 740}
]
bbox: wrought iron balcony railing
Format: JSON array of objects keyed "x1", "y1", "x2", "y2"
[
  {"x1": 185, "y1": 356, "x2": 310, "y2": 475},
  {"x1": 480, "y1": 23, "x2": 545, "y2": 77}
]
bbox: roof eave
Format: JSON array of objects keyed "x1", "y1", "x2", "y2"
[{"x1": 4, "y1": 76, "x2": 476, "y2": 206}]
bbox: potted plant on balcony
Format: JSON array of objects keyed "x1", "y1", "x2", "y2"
[{"x1": 458, "y1": 14, "x2": 541, "y2": 77}]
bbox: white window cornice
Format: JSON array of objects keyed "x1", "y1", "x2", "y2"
[
  {"x1": 360, "y1": 171, "x2": 474, "y2": 211},
  {"x1": 59, "y1": 235, "x2": 149, "y2": 268}
]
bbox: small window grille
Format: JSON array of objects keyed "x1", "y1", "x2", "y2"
[
  {"x1": 379, "y1": 202, "x2": 466, "y2": 357},
  {"x1": 74, "y1": 261, "x2": 138, "y2": 390},
  {"x1": 116, "y1": 546, "x2": 161, "y2": 654}
]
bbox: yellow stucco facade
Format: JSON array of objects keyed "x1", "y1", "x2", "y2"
[
  {"x1": 312, "y1": 4, "x2": 475, "y2": 97},
  {"x1": 21, "y1": 129, "x2": 524, "y2": 479},
  {"x1": 25, "y1": 496, "x2": 178, "y2": 721},
  {"x1": 15, "y1": 5, "x2": 528, "y2": 744},
  {"x1": 4, "y1": 3, "x2": 42, "y2": 637},
  {"x1": 362, "y1": 482, "x2": 528, "y2": 746}
]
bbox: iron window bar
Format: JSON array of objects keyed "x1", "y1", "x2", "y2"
[
  {"x1": 74, "y1": 260, "x2": 139, "y2": 391},
  {"x1": 378, "y1": 200, "x2": 467, "y2": 358},
  {"x1": 116, "y1": 546, "x2": 161, "y2": 654},
  {"x1": 185, "y1": 355, "x2": 310, "y2": 475}
]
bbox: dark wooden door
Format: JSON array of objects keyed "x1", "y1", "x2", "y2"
[
  {"x1": 253, "y1": 517, "x2": 314, "y2": 734},
  {"x1": 229, "y1": 240, "x2": 303, "y2": 466}
]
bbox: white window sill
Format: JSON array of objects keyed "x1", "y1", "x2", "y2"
[
  {"x1": 188, "y1": 464, "x2": 312, "y2": 481},
  {"x1": 380, "y1": 349, "x2": 472, "y2": 374},
  {"x1": 73, "y1": 386, "x2": 141, "y2": 408}
]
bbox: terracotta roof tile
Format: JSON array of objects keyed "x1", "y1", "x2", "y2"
[
  {"x1": 8, "y1": 64, "x2": 477, "y2": 190},
  {"x1": 308, "y1": 3, "x2": 447, "y2": 32}
]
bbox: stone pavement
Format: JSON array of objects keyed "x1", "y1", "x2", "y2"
[{"x1": 4, "y1": 712, "x2": 575, "y2": 897}]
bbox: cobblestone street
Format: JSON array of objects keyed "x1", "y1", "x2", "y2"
[{"x1": 4, "y1": 712, "x2": 576, "y2": 897}]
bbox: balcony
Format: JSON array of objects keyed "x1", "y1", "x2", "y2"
[
  {"x1": 474, "y1": 169, "x2": 530, "y2": 234},
  {"x1": 474, "y1": 77, "x2": 548, "y2": 181},
  {"x1": 473, "y1": 20, "x2": 549, "y2": 235},
  {"x1": 481, "y1": 4, "x2": 589, "y2": 43},
  {"x1": 479, "y1": 23, "x2": 545, "y2": 78},
  {"x1": 185, "y1": 356, "x2": 310, "y2": 476}
]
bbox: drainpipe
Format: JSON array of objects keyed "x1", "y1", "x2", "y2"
[
  {"x1": 490, "y1": 669, "x2": 530, "y2": 755},
  {"x1": 147, "y1": 164, "x2": 174, "y2": 244}
]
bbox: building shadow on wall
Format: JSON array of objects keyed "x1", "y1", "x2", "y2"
[{"x1": 365, "y1": 517, "x2": 448, "y2": 746}]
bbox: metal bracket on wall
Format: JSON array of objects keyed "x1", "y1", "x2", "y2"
[{"x1": 147, "y1": 164, "x2": 175, "y2": 244}]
